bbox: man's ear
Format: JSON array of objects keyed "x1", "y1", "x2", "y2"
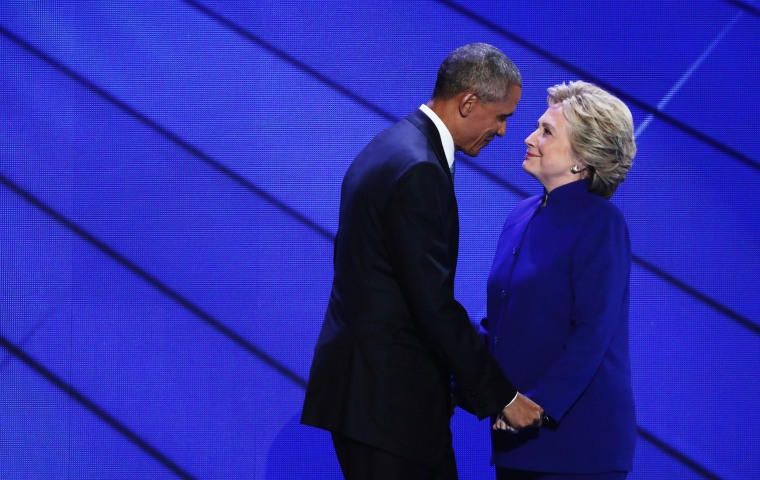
[{"x1": 458, "y1": 92, "x2": 478, "y2": 118}]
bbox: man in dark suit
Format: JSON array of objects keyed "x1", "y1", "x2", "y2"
[{"x1": 302, "y1": 43, "x2": 544, "y2": 480}]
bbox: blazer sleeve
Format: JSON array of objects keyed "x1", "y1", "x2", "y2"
[
  {"x1": 385, "y1": 162, "x2": 515, "y2": 419},
  {"x1": 526, "y1": 210, "x2": 631, "y2": 422}
]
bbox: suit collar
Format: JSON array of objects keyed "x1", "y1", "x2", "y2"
[
  {"x1": 418, "y1": 104, "x2": 455, "y2": 170},
  {"x1": 406, "y1": 109, "x2": 451, "y2": 181}
]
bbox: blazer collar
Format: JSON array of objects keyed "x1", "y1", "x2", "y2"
[{"x1": 543, "y1": 179, "x2": 597, "y2": 211}]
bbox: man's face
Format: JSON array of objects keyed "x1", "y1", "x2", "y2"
[{"x1": 456, "y1": 85, "x2": 522, "y2": 157}]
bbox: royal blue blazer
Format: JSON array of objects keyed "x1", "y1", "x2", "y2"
[{"x1": 487, "y1": 179, "x2": 636, "y2": 473}]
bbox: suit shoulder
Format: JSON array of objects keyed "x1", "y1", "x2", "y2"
[{"x1": 361, "y1": 123, "x2": 443, "y2": 177}]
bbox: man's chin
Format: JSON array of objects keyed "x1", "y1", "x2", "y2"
[{"x1": 462, "y1": 148, "x2": 482, "y2": 158}]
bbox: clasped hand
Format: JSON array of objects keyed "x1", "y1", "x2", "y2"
[{"x1": 492, "y1": 393, "x2": 544, "y2": 434}]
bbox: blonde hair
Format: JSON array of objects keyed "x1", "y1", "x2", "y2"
[{"x1": 547, "y1": 81, "x2": 636, "y2": 198}]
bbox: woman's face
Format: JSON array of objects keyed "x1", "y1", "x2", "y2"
[{"x1": 522, "y1": 104, "x2": 579, "y2": 193}]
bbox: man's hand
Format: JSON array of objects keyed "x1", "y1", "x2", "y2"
[{"x1": 492, "y1": 393, "x2": 544, "y2": 433}]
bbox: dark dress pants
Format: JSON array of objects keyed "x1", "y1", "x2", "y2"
[
  {"x1": 332, "y1": 432, "x2": 457, "y2": 480},
  {"x1": 496, "y1": 468, "x2": 627, "y2": 480}
]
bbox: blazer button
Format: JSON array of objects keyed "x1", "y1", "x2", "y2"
[
  {"x1": 512, "y1": 246, "x2": 517, "y2": 255},
  {"x1": 501, "y1": 290, "x2": 507, "y2": 299}
]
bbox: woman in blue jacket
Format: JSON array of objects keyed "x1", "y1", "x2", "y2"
[{"x1": 488, "y1": 81, "x2": 637, "y2": 480}]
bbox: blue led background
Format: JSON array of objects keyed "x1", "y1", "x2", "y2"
[{"x1": 1, "y1": 1, "x2": 759, "y2": 478}]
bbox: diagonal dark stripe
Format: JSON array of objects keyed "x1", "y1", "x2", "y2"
[
  {"x1": 183, "y1": 1, "x2": 758, "y2": 337},
  {"x1": 637, "y1": 427, "x2": 723, "y2": 479},
  {"x1": 0, "y1": 334, "x2": 195, "y2": 479},
  {"x1": 0, "y1": 25, "x2": 334, "y2": 243},
  {"x1": 435, "y1": 0, "x2": 760, "y2": 172},
  {"x1": 0, "y1": 174, "x2": 308, "y2": 392},
  {"x1": 636, "y1": 257, "x2": 760, "y2": 335},
  {"x1": 182, "y1": 0, "x2": 396, "y2": 125},
  {"x1": 723, "y1": 0, "x2": 760, "y2": 18},
  {"x1": 0, "y1": 316, "x2": 49, "y2": 371}
]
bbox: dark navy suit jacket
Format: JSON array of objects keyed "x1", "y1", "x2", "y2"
[
  {"x1": 487, "y1": 179, "x2": 636, "y2": 473},
  {"x1": 302, "y1": 109, "x2": 516, "y2": 466}
]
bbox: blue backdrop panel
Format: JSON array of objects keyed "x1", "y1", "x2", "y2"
[{"x1": 1, "y1": 1, "x2": 758, "y2": 479}]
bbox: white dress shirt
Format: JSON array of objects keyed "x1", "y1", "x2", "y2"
[{"x1": 419, "y1": 104, "x2": 455, "y2": 173}]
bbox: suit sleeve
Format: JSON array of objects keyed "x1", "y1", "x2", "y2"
[
  {"x1": 527, "y1": 211, "x2": 631, "y2": 422},
  {"x1": 385, "y1": 163, "x2": 515, "y2": 419}
]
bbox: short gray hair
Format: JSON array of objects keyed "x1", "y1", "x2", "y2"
[
  {"x1": 548, "y1": 81, "x2": 636, "y2": 199},
  {"x1": 433, "y1": 43, "x2": 521, "y2": 103}
]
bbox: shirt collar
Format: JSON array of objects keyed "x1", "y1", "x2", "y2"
[{"x1": 419, "y1": 104, "x2": 455, "y2": 171}]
